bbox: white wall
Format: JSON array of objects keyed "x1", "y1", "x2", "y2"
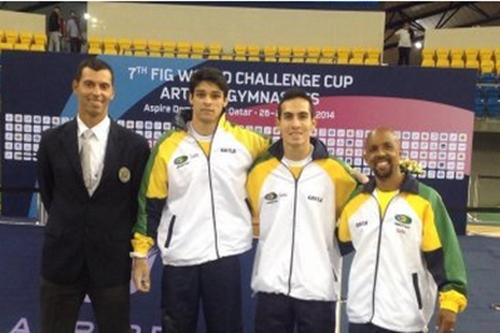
[
  {"x1": 87, "y1": 3, "x2": 385, "y2": 50},
  {"x1": 0, "y1": 9, "x2": 45, "y2": 32},
  {"x1": 425, "y1": 26, "x2": 500, "y2": 49}
]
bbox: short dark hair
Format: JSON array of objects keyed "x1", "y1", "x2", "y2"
[
  {"x1": 277, "y1": 88, "x2": 315, "y2": 118},
  {"x1": 74, "y1": 57, "x2": 114, "y2": 84},
  {"x1": 189, "y1": 67, "x2": 229, "y2": 98}
]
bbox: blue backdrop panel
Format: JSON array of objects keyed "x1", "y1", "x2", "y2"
[
  {"x1": 0, "y1": 223, "x2": 255, "y2": 332},
  {"x1": 1, "y1": 51, "x2": 476, "y2": 235}
]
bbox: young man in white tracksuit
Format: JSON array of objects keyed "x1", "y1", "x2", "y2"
[
  {"x1": 337, "y1": 128, "x2": 468, "y2": 333},
  {"x1": 130, "y1": 67, "x2": 270, "y2": 332},
  {"x1": 247, "y1": 88, "x2": 358, "y2": 332}
]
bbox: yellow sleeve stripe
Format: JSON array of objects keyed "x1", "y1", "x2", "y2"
[
  {"x1": 131, "y1": 232, "x2": 155, "y2": 255},
  {"x1": 406, "y1": 194, "x2": 442, "y2": 251},
  {"x1": 337, "y1": 194, "x2": 371, "y2": 242},
  {"x1": 315, "y1": 159, "x2": 357, "y2": 217},
  {"x1": 439, "y1": 289, "x2": 468, "y2": 313},
  {"x1": 222, "y1": 116, "x2": 271, "y2": 160},
  {"x1": 246, "y1": 157, "x2": 280, "y2": 218},
  {"x1": 146, "y1": 131, "x2": 187, "y2": 198}
]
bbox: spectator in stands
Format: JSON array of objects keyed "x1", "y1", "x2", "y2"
[
  {"x1": 247, "y1": 88, "x2": 358, "y2": 333},
  {"x1": 66, "y1": 10, "x2": 83, "y2": 53},
  {"x1": 47, "y1": 6, "x2": 62, "y2": 52},
  {"x1": 395, "y1": 22, "x2": 413, "y2": 65},
  {"x1": 336, "y1": 127, "x2": 468, "y2": 333},
  {"x1": 130, "y1": 67, "x2": 270, "y2": 332},
  {"x1": 37, "y1": 57, "x2": 150, "y2": 333}
]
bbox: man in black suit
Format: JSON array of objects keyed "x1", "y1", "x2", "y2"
[{"x1": 37, "y1": 57, "x2": 150, "y2": 333}]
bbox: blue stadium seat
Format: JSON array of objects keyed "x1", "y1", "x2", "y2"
[
  {"x1": 474, "y1": 96, "x2": 485, "y2": 117},
  {"x1": 484, "y1": 85, "x2": 500, "y2": 117},
  {"x1": 486, "y1": 98, "x2": 500, "y2": 117},
  {"x1": 479, "y1": 73, "x2": 497, "y2": 84},
  {"x1": 482, "y1": 86, "x2": 497, "y2": 99}
]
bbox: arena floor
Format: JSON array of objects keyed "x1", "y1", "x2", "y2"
[{"x1": 467, "y1": 212, "x2": 500, "y2": 237}]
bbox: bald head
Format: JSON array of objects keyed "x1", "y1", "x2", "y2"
[
  {"x1": 365, "y1": 128, "x2": 400, "y2": 150},
  {"x1": 364, "y1": 127, "x2": 402, "y2": 180}
]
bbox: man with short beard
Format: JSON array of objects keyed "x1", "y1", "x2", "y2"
[{"x1": 336, "y1": 128, "x2": 467, "y2": 333}]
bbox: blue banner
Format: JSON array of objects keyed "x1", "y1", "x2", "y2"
[{"x1": 1, "y1": 51, "x2": 476, "y2": 235}]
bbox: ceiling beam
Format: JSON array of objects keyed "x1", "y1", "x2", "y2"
[
  {"x1": 468, "y1": 3, "x2": 490, "y2": 19},
  {"x1": 386, "y1": 2, "x2": 474, "y2": 30},
  {"x1": 18, "y1": 2, "x2": 60, "y2": 13},
  {"x1": 435, "y1": 2, "x2": 453, "y2": 28},
  {"x1": 437, "y1": 6, "x2": 462, "y2": 29},
  {"x1": 385, "y1": 10, "x2": 500, "y2": 50},
  {"x1": 397, "y1": 9, "x2": 426, "y2": 31},
  {"x1": 455, "y1": 12, "x2": 500, "y2": 27},
  {"x1": 385, "y1": 2, "x2": 432, "y2": 13}
]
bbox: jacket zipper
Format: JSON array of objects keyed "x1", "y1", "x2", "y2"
[
  {"x1": 190, "y1": 121, "x2": 221, "y2": 259},
  {"x1": 164, "y1": 215, "x2": 176, "y2": 248},
  {"x1": 412, "y1": 272, "x2": 423, "y2": 309},
  {"x1": 284, "y1": 162, "x2": 310, "y2": 296},
  {"x1": 206, "y1": 148, "x2": 220, "y2": 258},
  {"x1": 368, "y1": 193, "x2": 398, "y2": 323}
]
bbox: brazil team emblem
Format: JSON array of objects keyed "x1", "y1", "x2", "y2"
[
  {"x1": 174, "y1": 155, "x2": 189, "y2": 165},
  {"x1": 118, "y1": 166, "x2": 131, "y2": 183},
  {"x1": 395, "y1": 214, "x2": 412, "y2": 224}
]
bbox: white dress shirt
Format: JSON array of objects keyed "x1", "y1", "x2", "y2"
[{"x1": 77, "y1": 116, "x2": 110, "y2": 195}]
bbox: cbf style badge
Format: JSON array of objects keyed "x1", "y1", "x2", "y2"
[{"x1": 118, "y1": 167, "x2": 131, "y2": 183}]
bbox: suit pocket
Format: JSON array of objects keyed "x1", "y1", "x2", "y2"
[
  {"x1": 412, "y1": 272, "x2": 423, "y2": 310},
  {"x1": 164, "y1": 215, "x2": 176, "y2": 248}
]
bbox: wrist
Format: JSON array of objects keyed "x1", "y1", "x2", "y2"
[{"x1": 129, "y1": 251, "x2": 147, "y2": 259}]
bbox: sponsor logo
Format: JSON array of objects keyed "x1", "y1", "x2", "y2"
[
  {"x1": 395, "y1": 214, "x2": 412, "y2": 224},
  {"x1": 307, "y1": 195, "x2": 323, "y2": 203},
  {"x1": 264, "y1": 192, "x2": 278, "y2": 201},
  {"x1": 263, "y1": 192, "x2": 287, "y2": 204},
  {"x1": 355, "y1": 220, "x2": 368, "y2": 228},
  {"x1": 174, "y1": 155, "x2": 188, "y2": 165},
  {"x1": 220, "y1": 147, "x2": 237, "y2": 154}
]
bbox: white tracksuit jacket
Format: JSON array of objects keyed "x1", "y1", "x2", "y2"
[{"x1": 247, "y1": 138, "x2": 357, "y2": 301}]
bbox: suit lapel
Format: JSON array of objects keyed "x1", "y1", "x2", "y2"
[
  {"x1": 95, "y1": 121, "x2": 121, "y2": 194},
  {"x1": 60, "y1": 119, "x2": 84, "y2": 182}
]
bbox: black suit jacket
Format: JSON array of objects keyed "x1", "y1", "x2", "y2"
[{"x1": 37, "y1": 119, "x2": 150, "y2": 287}]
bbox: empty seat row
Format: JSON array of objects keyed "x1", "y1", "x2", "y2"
[
  {"x1": 422, "y1": 48, "x2": 500, "y2": 73},
  {"x1": 474, "y1": 86, "x2": 500, "y2": 117},
  {"x1": 0, "y1": 43, "x2": 46, "y2": 52},
  {"x1": 0, "y1": 30, "x2": 47, "y2": 52},
  {"x1": 0, "y1": 30, "x2": 47, "y2": 45},
  {"x1": 88, "y1": 38, "x2": 211, "y2": 58},
  {"x1": 87, "y1": 38, "x2": 382, "y2": 65},
  {"x1": 237, "y1": 46, "x2": 381, "y2": 65}
]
